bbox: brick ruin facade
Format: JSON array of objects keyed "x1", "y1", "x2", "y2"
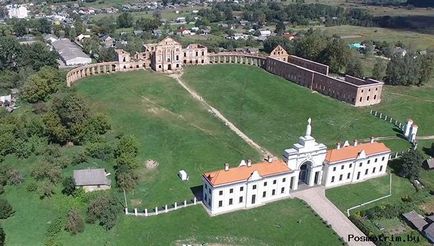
[{"x1": 66, "y1": 41, "x2": 384, "y2": 107}]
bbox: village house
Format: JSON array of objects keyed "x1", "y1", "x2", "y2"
[
  {"x1": 73, "y1": 168, "x2": 111, "y2": 192},
  {"x1": 403, "y1": 211, "x2": 434, "y2": 243}
]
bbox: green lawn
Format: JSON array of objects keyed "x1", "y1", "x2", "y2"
[
  {"x1": 326, "y1": 173, "x2": 416, "y2": 213},
  {"x1": 1, "y1": 69, "x2": 343, "y2": 245},
  {"x1": 181, "y1": 64, "x2": 404, "y2": 155},
  {"x1": 75, "y1": 70, "x2": 260, "y2": 208}
]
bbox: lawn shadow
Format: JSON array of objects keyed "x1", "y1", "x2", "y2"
[
  {"x1": 392, "y1": 127, "x2": 407, "y2": 140},
  {"x1": 388, "y1": 158, "x2": 403, "y2": 175},
  {"x1": 190, "y1": 185, "x2": 203, "y2": 201}
]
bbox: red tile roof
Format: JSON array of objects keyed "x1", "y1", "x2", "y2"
[
  {"x1": 203, "y1": 159, "x2": 291, "y2": 187},
  {"x1": 325, "y1": 142, "x2": 391, "y2": 164}
]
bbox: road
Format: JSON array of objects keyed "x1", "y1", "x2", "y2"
[{"x1": 293, "y1": 187, "x2": 375, "y2": 246}]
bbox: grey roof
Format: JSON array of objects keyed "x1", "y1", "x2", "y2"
[
  {"x1": 426, "y1": 159, "x2": 434, "y2": 169},
  {"x1": 427, "y1": 215, "x2": 434, "y2": 223},
  {"x1": 424, "y1": 223, "x2": 434, "y2": 241},
  {"x1": 73, "y1": 168, "x2": 111, "y2": 186},
  {"x1": 402, "y1": 211, "x2": 428, "y2": 231},
  {"x1": 52, "y1": 38, "x2": 91, "y2": 62}
]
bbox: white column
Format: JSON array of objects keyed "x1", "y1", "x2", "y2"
[
  {"x1": 184, "y1": 200, "x2": 187, "y2": 207},
  {"x1": 124, "y1": 208, "x2": 128, "y2": 215},
  {"x1": 134, "y1": 208, "x2": 138, "y2": 216},
  {"x1": 165, "y1": 205, "x2": 168, "y2": 213},
  {"x1": 155, "y1": 207, "x2": 158, "y2": 215},
  {"x1": 194, "y1": 197, "x2": 197, "y2": 205},
  {"x1": 308, "y1": 168, "x2": 315, "y2": 186},
  {"x1": 174, "y1": 202, "x2": 177, "y2": 210},
  {"x1": 145, "y1": 209, "x2": 148, "y2": 216}
]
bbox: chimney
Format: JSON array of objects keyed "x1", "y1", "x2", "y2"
[
  {"x1": 370, "y1": 137, "x2": 375, "y2": 143},
  {"x1": 247, "y1": 160, "x2": 252, "y2": 167},
  {"x1": 343, "y1": 140, "x2": 350, "y2": 147},
  {"x1": 336, "y1": 142, "x2": 341, "y2": 149},
  {"x1": 224, "y1": 163, "x2": 229, "y2": 171},
  {"x1": 267, "y1": 155, "x2": 273, "y2": 163},
  {"x1": 353, "y1": 139, "x2": 358, "y2": 146}
]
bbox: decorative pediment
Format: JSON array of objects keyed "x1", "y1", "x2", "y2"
[
  {"x1": 357, "y1": 150, "x2": 366, "y2": 159},
  {"x1": 248, "y1": 170, "x2": 262, "y2": 181}
]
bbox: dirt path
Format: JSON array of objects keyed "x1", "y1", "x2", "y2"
[
  {"x1": 169, "y1": 73, "x2": 271, "y2": 157},
  {"x1": 293, "y1": 187, "x2": 375, "y2": 246}
]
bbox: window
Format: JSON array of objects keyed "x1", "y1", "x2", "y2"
[
  {"x1": 372, "y1": 167, "x2": 376, "y2": 174},
  {"x1": 357, "y1": 172, "x2": 360, "y2": 180},
  {"x1": 365, "y1": 169, "x2": 368, "y2": 175},
  {"x1": 375, "y1": 158, "x2": 378, "y2": 163},
  {"x1": 208, "y1": 199, "x2": 211, "y2": 206},
  {"x1": 333, "y1": 167, "x2": 336, "y2": 171},
  {"x1": 272, "y1": 189, "x2": 276, "y2": 196},
  {"x1": 204, "y1": 194, "x2": 207, "y2": 202},
  {"x1": 264, "y1": 182, "x2": 267, "y2": 187},
  {"x1": 218, "y1": 201, "x2": 223, "y2": 207},
  {"x1": 262, "y1": 191, "x2": 266, "y2": 198},
  {"x1": 367, "y1": 160, "x2": 371, "y2": 164},
  {"x1": 331, "y1": 176, "x2": 335, "y2": 183},
  {"x1": 229, "y1": 198, "x2": 233, "y2": 205},
  {"x1": 239, "y1": 196, "x2": 243, "y2": 203},
  {"x1": 282, "y1": 178, "x2": 286, "y2": 182},
  {"x1": 359, "y1": 162, "x2": 362, "y2": 167},
  {"x1": 347, "y1": 173, "x2": 351, "y2": 179},
  {"x1": 290, "y1": 177, "x2": 294, "y2": 190},
  {"x1": 382, "y1": 156, "x2": 385, "y2": 161},
  {"x1": 230, "y1": 188, "x2": 233, "y2": 194},
  {"x1": 341, "y1": 165, "x2": 344, "y2": 170},
  {"x1": 349, "y1": 164, "x2": 352, "y2": 168},
  {"x1": 380, "y1": 166, "x2": 383, "y2": 172},
  {"x1": 339, "y1": 174, "x2": 343, "y2": 181},
  {"x1": 251, "y1": 195, "x2": 256, "y2": 204},
  {"x1": 281, "y1": 187, "x2": 285, "y2": 193},
  {"x1": 219, "y1": 190, "x2": 223, "y2": 195},
  {"x1": 240, "y1": 187, "x2": 244, "y2": 192},
  {"x1": 273, "y1": 180, "x2": 277, "y2": 185},
  {"x1": 253, "y1": 185, "x2": 257, "y2": 190}
]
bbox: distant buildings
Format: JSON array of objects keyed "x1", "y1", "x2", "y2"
[
  {"x1": 7, "y1": 5, "x2": 28, "y2": 19},
  {"x1": 402, "y1": 211, "x2": 434, "y2": 243},
  {"x1": 52, "y1": 38, "x2": 92, "y2": 66}
]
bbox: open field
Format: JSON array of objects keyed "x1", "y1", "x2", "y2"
[
  {"x1": 75, "y1": 70, "x2": 260, "y2": 208},
  {"x1": 316, "y1": 25, "x2": 434, "y2": 50},
  {"x1": 1, "y1": 69, "x2": 342, "y2": 245},
  {"x1": 182, "y1": 64, "x2": 409, "y2": 154}
]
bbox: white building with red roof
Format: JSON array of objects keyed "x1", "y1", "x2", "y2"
[{"x1": 202, "y1": 119, "x2": 391, "y2": 215}]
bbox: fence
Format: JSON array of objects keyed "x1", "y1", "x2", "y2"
[
  {"x1": 125, "y1": 197, "x2": 201, "y2": 217},
  {"x1": 369, "y1": 110, "x2": 404, "y2": 130}
]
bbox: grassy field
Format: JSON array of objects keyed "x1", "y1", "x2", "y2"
[
  {"x1": 316, "y1": 25, "x2": 434, "y2": 50},
  {"x1": 1, "y1": 69, "x2": 343, "y2": 245},
  {"x1": 181, "y1": 64, "x2": 409, "y2": 154}
]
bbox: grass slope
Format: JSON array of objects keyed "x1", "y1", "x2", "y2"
[{"x1": 182, "y1": 64, "x2": 400, "y2": 155}]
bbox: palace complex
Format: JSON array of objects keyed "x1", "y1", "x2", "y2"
[
  {"x1": 202, "y1": 119, "x2": 391, "y2": 216},
  {"x1": 66, "y1": 37, "x2": 384, "y2": 106}
]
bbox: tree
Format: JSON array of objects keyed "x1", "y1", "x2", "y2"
[
  {"x1": 65, "y1": 209, "x2": 84, "y2": 235},
  {"x1": 0, "y1": 199, "x2": 14, "y2": 219},
  {"x1": 38, "y1": 181, "x2": 55, "y2": 199},
  {"x1": 21, "y1": 66, "x2": 64, "y2": 103},
  {"x1": 399, "y1": 149, "x2": 424, "y2": 180},
  {"x1": 20, "y1": 43, "x2": 58, "y2": 71},
  {"x1": 372, "y1": 59, "x2": 387, "y2": 80},
  {"x1": 319, "y1": 38, "x2": 351, "y2": 73},
  {"x1": 346, "y1": 58, "x2": 364, "y2": 78},
  {"x1": 114, "y1": 136, "x2": 138, "y2": 159},
  {"x1": 294, "y1": 30, "x2": 327, "y2": 61},
  {"x1": 62, "y1": 177, "x2": 75, "y2": 196},
  {"x1": 417, "y1": 53, "x2": 434, "y2": 86},
  {"x1": 263, "y1": 36, "x2": 293, "y2": 54},
  {"x1": 117, "y1": 12, "x2": 134, "y2": 28},
  {"x1": 38, "y1": 18, "x2": 52, "y2": 34},
  {"x1": 275, "y1": 21, "x2": 286, "y2": 35},
  {"x1": 385, "y1": 52, "x2": 420, "y2": 86},
  {"x1": 87, "y1": 195, "x2": 119, "y2": 230},
  {"x1": 0, "y1": 224, "x2": 4, "y2": 246},
  {"x1": 0, "y1": 36, "x2": 23, "y2": 71},
  {"x1": 115, "y1": 165, "x2": 138, "y2": 191}
]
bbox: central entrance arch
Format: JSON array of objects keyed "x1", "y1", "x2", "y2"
[{"x1": 298, "y1": 162, "x2": 312, "y2": 184}]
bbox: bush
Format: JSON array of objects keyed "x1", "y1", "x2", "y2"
[
  {"x1": 26, "y1": 181, "x2": 38, "y2": 192},
  {"x1": 45, "y1": 216, "x2": 63, "y2": 239},
  {"x1": 38, "y1": 181, "x2": 55, "y2": 199},
  {"x1": 7, "y1": 169, "x2": 23, "y2": 185},
  {"x1": 0, "y1": 198, "x2": 14, "y2": 219},
  {"x1": 85, "y1": 142, "x2": 113, "y2": 161},
  {"x1": 62, "y1": 177, "x2": 75, "y2": 196},
  {"x1": 0, "y1": 224, "x2": 5, "y2": 246},
  {"x1": 71, "y1": 151, "x2": 87, "y2": 165},
  {"x1": 65, "y1": 209, "x2": 85, "y2": 235},
  {"x1": 87, "y1": 194, "x2": 119, "y2": 230}
]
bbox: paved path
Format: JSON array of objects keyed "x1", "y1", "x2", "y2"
[
  {"x1": 293, "y1": 187, "x2": 375, "y2": 246},
  {"x1": 169, "y1": 73, "x2": 271, "y2": 157}
]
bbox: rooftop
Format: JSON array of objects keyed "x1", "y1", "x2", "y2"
[
  {"x1": 52, "y1": 38, "x2": 91, "y2": 62},
  {"x1": 203, "y1": 159, "x2": 291, "y2": 187},
  {"x1": 73, "y1": 168, "x2": 111, "y2": 186},
  {"x1": 402, "y1": 211, "x2": 428, "y2": 231},
  {"x1": 325, "y1": 142, "x2": 391, "y2": 164}
]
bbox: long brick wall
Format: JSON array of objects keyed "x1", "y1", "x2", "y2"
[
  {"x1": 66, "y1": 50, "x2": 383, "y2": 107},
  {"x1": 264, "y1": 57, "x2": 383, "y2": 107}
]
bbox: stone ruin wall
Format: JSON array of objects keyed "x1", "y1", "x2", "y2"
[{"x1": 66, "y1": 48, "x2": 383, "y2": 107}]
